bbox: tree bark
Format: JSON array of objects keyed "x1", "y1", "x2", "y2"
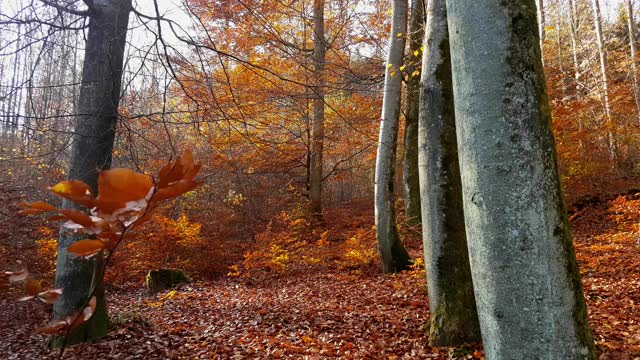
[
  {"x1": 53, "y1": 0, "x2": 131, "y2": 345},
  {"x1": 592, "y1": 0, "x2": 617, "y2": 163},
  {"x1": 418, "y1": 0, "x2": 481, "y2": 346},
  {"x1": 402, "y1": 0, "x2": 424, "y2": 226},
  {"x1": 445, "y1": 0, "x2": 596, "y2": 358},
  {"x1": 309, "y1": 0, "x2": 326, "y2": 216},
  {"x1": 627, "y1": 0, "x2": 640, "y2": 125},
  {"x1": 375, "y1": 0, "x2": 411, "y2": 273}
]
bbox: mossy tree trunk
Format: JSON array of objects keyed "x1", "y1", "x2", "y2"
[
  {"x1": 418, "y1": 0, "x2": 481, "y2": 346},
  {"x1": 402, "y1": 0, "x2": 424, "y2": 226},
  {"x1": 53, "y1": 0, "x2": 131, "y2": 346},
  {"x1": 375, "y1": 0, "x2": 411, "y2": 273},
  {"x1": 446, "y1": 0, "x2": 596, "y2": 358}
]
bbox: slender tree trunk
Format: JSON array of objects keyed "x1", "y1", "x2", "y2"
[
  {"x1": 309, "y1": 0, "x2": 326, "y2": 216},
  {"x1": 446, "y1": 0, "x2": 596, "y2": 358},
  {"x1": 592, "y1": 0, "x2": 617, "y2": 163},
  {"x1": 375, "y1": 0, "x2": 411, "y2": 273},
  {"x1": 53, "y1": 0, "x2": 131, "y2": 345},
  {"x1": 418, "y1": 0, "x2": 481, "y2": 346},
  {"x1": 538, "y1": 0, "x2": 546, "y2": 65},
  {"x1": 569, "y1": 0, "x2": 581, "y2": 93},
  {"x1": 627, "y1": 0, "x2": 640, "y2": 125},
  {"x1": 402, "y1": 0, "x2": 424, "y2": 226}
]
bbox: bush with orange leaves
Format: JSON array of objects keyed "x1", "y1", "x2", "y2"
[
  {"x1": 229, "y1": 205, "x2": 380, "y2": 278},
  {"x1": 108, "y1": 212, "x2": 224, "y2": 285}
]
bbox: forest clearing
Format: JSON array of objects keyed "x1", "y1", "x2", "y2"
[{"x1": 2, "y1": 0, "x2": 640, "y2": 359}]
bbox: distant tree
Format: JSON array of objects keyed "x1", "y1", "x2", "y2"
[
  {"x1": 309, "y1": 0, "x2": 326, "y2": 216},
  {"x1": 446, "y1": 0, "x2": 597, "y2": 358},
  {"x1": 591, "y1": 0, "x2": 617, "y2": 164},
  {"x1": 626, "y1": 0, "x2": 640, "y2": 124},
  {"x1": 402, "y1": 0, "x2": 424, "y2": 225}
]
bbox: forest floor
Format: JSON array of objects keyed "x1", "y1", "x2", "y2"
[{"x1": 1, "y1": 186, "x2": 640, "y2": 359}]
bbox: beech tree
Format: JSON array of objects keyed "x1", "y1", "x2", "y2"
[
  {"x1": 402, "y1": 0, "x2": 424, "y2": 225},
  {"x1": 417, "y1": 0, "x2": 481, "y2": 346},
  {"x1": 445, "y1": 0, "x2": 596, "y2": 358},
  {"x1": 375, "y1": 0, "x2": 411, "y2": 273},
  {"x1": 309, "y1": 0, "x2": 326, "y2": 216},
  {"x1": 53, "y1": 0, "x2": 132, "y2": 344},
  {"x1": 591, "y1": 0, "x2": 617, "y2": 164},
  {"x1": 627, "y1": 0, "x2": 640, "y2": 124}
]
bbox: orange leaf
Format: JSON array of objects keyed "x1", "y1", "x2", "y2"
[
  {"x1": 60, "y1": 209, "x2": 95, "y2": 229},
  {"x1": 18, "y1": 201, "x2": 57, "y2": 215},
  {"x1": 96, "y1": 168, "x2": 153, "y2": 214},
  {"x1": 157, "y1": 150, "x2": 202, "y2": 188},
  {"x1": 67, "y1": 240, "x2": 106, "y2": 258},
  {"x1": 153, "y1": 179, "x2": 202, "y2": 202},
  {"x1": 49, "y1": 180, "x2": 95, "y2": 208},
  {"x1": 34, "y1": 319, "x2": 69, "y2": 335}
]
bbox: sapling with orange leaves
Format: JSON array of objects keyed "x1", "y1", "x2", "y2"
[{"x1": 2, "y1": 151, "x2": 201, "y2": 355}]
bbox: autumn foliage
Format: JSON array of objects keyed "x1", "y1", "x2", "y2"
[{"x1": 3, "y1": 151, "x2": 201, "y2": 345}]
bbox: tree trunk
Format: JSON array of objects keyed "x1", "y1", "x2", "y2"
[
  {"x1": 402, "y1": 0, "x2": 424, "y2": 226},
  {"x1": 592, "y1": 0, "x2": 617, "y2": 163},
  {"x1": 538, "y1": 0, "x2": 546, "y2": 65},
  {"x1": 568, "y1": 0, "x2": 581, "y2": 94},
  {"x1": 309, "y1": 0, "x2": 326, "y2": 216},
  {"x1": 627, "y1": 0, "x2": 640, "y2": 125},
  {"x1": 445, "y1": 0, "x2": 596, "y2": 358},
  {"x1": 53, "y1": 0, "x2": 131, "y2": 345},
  {"x1": 418, "y1": 0, "x2": 481, "y2": 346},
  {"x1": 375, "y1": 0, "x2": 411, "y2": 273}
]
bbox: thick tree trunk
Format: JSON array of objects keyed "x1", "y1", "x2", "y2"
[
  {"x1": 446, "y1": 1, "x2": 596, "y2": 358},
  {"x1": 627, "y1": 0, "x2": 640, "y2": 125},
  {"x1": 418, "y1": 0, "x2": 481, "y2": 346},
  {"x1": 309, "y1": 0, "x2": 326, "y2": 216},
  {"x1": 592, "y1": 0, "x2": 617, "y2": 163},
  {"x1": 375, "y1": 0, "x2": 411, "y2": 273},
  {"x1": 402, "y1": 0, "x2": 424, "y2": 226},
  {"x1": 54, "y1": 0, "x2": 131, "y2": 345}
]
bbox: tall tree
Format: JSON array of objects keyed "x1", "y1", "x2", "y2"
[
  {"x1": 54, "y1": 0, "x2": 132, "y2": 345},
  {"x1": 627, "y1": 0, "x2": 640, "y2": 125},
  {"x1": 446, "y1": 0, "x2": 596, "y2": 358},
  {"x1": 418, "y1": 0, "x2": 481, "y2": 346},
  {"x1": 375, "y1": 0, "x2": 411, "y2": 273},
  {"x1": 309, "y1": 0, "x2": 326, "y2": 215},
  {"x1": 592, "y1": 0, "x2": 617, "y2": 163},
  {"x1": 402, "y1": 0, "x2": 424, "y2": 225}
]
